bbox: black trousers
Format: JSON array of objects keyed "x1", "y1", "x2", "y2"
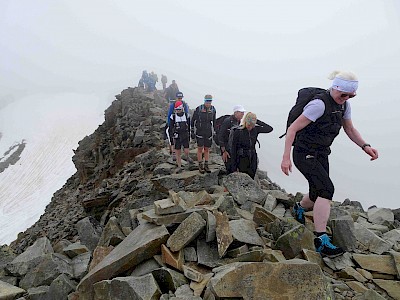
[
  {"x1": 293, "y1": 146, "x2": 334, "y2": 201},
  {"x1": 237, "y1": 153, "x2": 257, "y2": 179}
]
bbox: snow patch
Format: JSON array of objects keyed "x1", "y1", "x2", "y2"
[{"x1": 0, "y1": 93, "x2": 109, "y2": 245}]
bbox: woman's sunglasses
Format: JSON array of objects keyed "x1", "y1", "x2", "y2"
[{"x1": 340, "y1": 93, "x2": 356, "y2": 99}]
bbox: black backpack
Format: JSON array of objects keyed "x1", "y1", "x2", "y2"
[
  {"x1": 227, "y1": 125, "x2": 241, "y2": 152},
  {"x1": 213, "y1": 114, "x2": 231, "y2": 146},
  {"x1": 279, "y1": 87, "x2": 327, "y2": 139}
]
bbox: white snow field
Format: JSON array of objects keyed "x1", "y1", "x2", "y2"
[{"x1": 0, "y1": 93, "x2": 108, "y2": 245}]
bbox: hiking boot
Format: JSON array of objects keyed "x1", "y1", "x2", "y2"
[
  {"x1": 185, "y1": 156, "x2": 194, "y2": 164},
  {"x1": 172, "y1": 152, "x2": 176, "y2": 162},
  {"x1": 204, "y1": 162, "x2": 211, "y2": 173},
  {"x1": 314, "y1": 234, "x2": 345, "y2": 258},
  {"x1": 199, "y1": 162, "x2": 205, "y2": 174},
  {"x1": 174, "y1": 167, "x2": 183, "y2": 174},
  {"x1": 292, "y1": 202, "x2": 306, "y2": 224}
]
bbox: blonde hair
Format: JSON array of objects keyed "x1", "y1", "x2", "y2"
[
  {"x1": 240, "y1": 112, "x2": 257, "y2": 129},
  {"x1": 328, "y1": 70, "x2": 358, "y2": 81}
]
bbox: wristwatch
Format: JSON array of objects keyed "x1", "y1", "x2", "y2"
[{"x1": 361, "y1": 143, "x2": 371, "y2": 150}]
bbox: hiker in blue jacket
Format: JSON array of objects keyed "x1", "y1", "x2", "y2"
[
  {"x1": 165, "y1": 92, "x2": 189, "y2": 160},
  {"x1": 281, "y1": 70, "x2": 379, "y2": 258}
]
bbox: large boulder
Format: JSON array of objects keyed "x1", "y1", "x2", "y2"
[
  {"x1": 223, "y1": 173, "x2": 267, "y2": 206},
  {"x1": 6, "y1": 237, "x2": 53, "y2": 277},
  {"x1": 208, "y1": 261, "x2": 334, "y2": 299},
  {"x1": 0, "y1": 280, "x2": 25, "y2": 300},
  {"x1": 77, "y1": 223, "x2": 169, "y2": 299}
]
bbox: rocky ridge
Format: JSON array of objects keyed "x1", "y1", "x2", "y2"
[{"x1": 0, "y1": 87, "x2": 400, "y2": 299}]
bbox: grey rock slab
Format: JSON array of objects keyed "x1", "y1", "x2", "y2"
[
  {"x1": 77, "y1": 223, "x2": 169, "y2": 299},
  {"x1": 152, "y1": 267, "x2": 188, "y2": 294},
  {"x1": 322, "y1": 252, "x2": 355, "y2": 271},
  {"x1": 223, "y1": 172, "x2": 267, "y2": 205},
  {"x1": 331, "y1": 217, "x2": 357, "y2": 251},
  {"x1": 209, "y1": 261, "x2": 334, "y2": 299},
  {"x1": 141, "y1": 208, "x2": 205, "y2": 226},
  {"x1": 196, "y1": 240, "x2": 222, "y2": 268},
  {"x1": 97, "y1": 216, "x2": 126, "y2": 247},
  {"x1": 0, "y1": 280, "x2": 25, "y2": 300},
  {"x1": 206, "y1": 210, "x2": 216, "y2": 243},
  {"x1": 27, "y1": 286, "x2": 49, "y2": 300},
  {"x1": 183, "y1": 247, "x2": 197, "y2": 262},
  {"x1": 47, "y1": 274, "x2": 77, "y2": 300},
  {"x1": 353, "y1": 254, "x2": 397, "y2": 275},
  {"x1": 154, "y1": 198, "x2": 187, "y2": 215},
  {"x1": 263, "y1": 193, "x2": 277, "y2": 211},
  {"x1": 354, "y1": 223, "x2": 392, "y2": 254},
  {"x1": 229, "y1": 219, "x2": 264, "y2": 246},
  {"x1": 63, "y1": 242, "x2": 89, "y2": 259},
  {"x1": 72, "y1": 252, "x2": 91, "y2": 280},
  {"x1": 6, "y1": 237, "x2": 53, "y2": 277},
  {"x1": 274, "y1": 225, "x2": 315, "y2": 259},
  {"x1": 76, "y1": 217, "x2": 101, "y2": 252},
  {"x1": 94, "y1": 274, "x2": 161, "y2": 300},
  {"x1": 368, "y1": 207, "x2": 394, "y2": 225},
  {"x1": 373, "y1": 279, "x2": 400, "y2": 300},
  {"x1": 214, "y1": 211, "x2": 233, "y2": 258},
  {"x1": 152, "y1": 170, "x2": 219, "y2": 193},
  {"x1": 167, "y1": 212, "x2": 206, "y2": 252},
  {"x1": 130, "y1": 258, "x2": 161, "y2": 277},
  {"x1": 19, "y1": 253, "x2": 73, "y2": 290}
]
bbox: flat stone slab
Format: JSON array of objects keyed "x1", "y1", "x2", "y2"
[
  {"x1": 167, "y1": 212, "x2": 206, "y2": 252},
  {"x1": 209, "y1": 261, "x2": 334, "y2": 299},
  {"x1": 77, "y1": 223, "x2": 169, "y2": 298},
  {"x1": 0, "y1": 280, "x2": 25, "y2": 300}
]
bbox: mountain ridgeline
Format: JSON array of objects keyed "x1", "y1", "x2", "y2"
[{"x1": 1, "y1": 87, "x2": 400, "y2": 300}]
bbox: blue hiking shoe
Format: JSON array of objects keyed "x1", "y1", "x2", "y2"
[
  {"x1": 292, "y1": 202, "x2": 306, "y2": 224},
  {"x1": 314, "y1": 234, "x2": 344, "y2": 258}
]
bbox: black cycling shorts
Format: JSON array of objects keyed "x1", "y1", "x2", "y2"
[
  {"x1": 174, "y1": 136, "x2": 189, "y2": 150},
  {"x1": 196, "y1": 134, "x2": 212, "y2": 148},
  {"x1": 293, "y1": 147, "x2": 334, "y2": 201}
]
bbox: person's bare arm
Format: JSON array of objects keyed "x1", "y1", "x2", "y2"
[{"x1": 343, "y1": 119, "x2": 378, "y2": 160}]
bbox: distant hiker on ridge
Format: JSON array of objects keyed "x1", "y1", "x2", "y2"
[
  {"x1": 139, "y1": 70, "x2": 149, "y2": 90},
  {"x1": 281, "y1": 70, "x2": 379, "y2": 258},
  {"x1": 165, "y1": 80, "x2": 180, "y2": 103},
  {"x1": 191, "y1": 94, "x2": 216, "y2": 174},
  {"x1": 161, "y1": 74, "x2": 168, "y2": 90}
]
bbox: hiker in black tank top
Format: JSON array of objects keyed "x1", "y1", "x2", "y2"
[{"x1": 280, "y1": 70, "x2": 379, "y2": 258}]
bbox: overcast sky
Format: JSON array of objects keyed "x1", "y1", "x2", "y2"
[{"x1": 1, "y1": 0, "x2": 400, "y2": 209}]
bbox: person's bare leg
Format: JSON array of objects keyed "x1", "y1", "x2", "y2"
[
  {"x1": 197, "y1": 147, "x2": 203, "y2": 162},
  {"x1": 175, "y1": 149, "x2": 182, "y2": 168},
  {"x1": 184, "y1": 148, "x2": 190, "y2": 160},
  {"x1": 313, "y1": 197, "x2": 331, "y2": 232},
  {"x1": 300, "y1": 194, "x2": 315, "y2": 210},
  {"x1": 204, "y1": 147, "x2": 210, "y2": 161}
]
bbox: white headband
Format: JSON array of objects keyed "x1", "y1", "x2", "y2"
[{"x1": 331, "y1": 77, "x2": 358, "y2": 93}]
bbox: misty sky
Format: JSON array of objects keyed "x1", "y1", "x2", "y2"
[{"x1": 1, "y1": 0, "x2": 400, "y2": 209}]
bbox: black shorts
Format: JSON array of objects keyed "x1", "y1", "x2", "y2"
[
  {"x1": 293, "y1": 146, "x2": 334, "y2": 201},
  {"x1": 196, "y1": 134, "x2": 212, "y2": 148},
  {"x1": 174, "y1": 136, "x2": 189, "y2": 150}
]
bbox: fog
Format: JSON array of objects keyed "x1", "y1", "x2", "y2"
[{"x1": 1, "y1": 0, "x2": 400, "y2": 209}]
